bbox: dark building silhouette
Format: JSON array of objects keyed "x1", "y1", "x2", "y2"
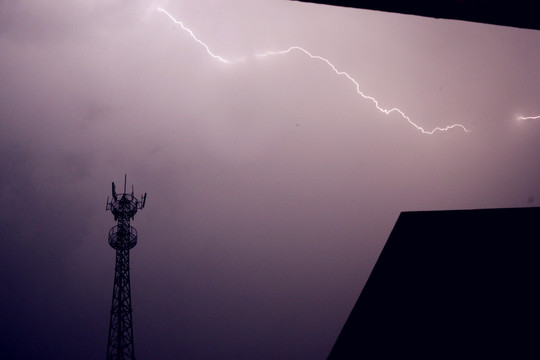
[
  {"x1": 295, "y1": 1, "x2": 539, "y2": 31},
  {"x1": 105, "y1": 177, "x2": 147, "y2": 360},
  {"x1": 328, "y1": 207, "x2": 539, "y2": 359}
]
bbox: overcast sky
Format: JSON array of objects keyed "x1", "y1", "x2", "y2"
[{"x1": 1, "y1": 1, "x2": 539, "y2": 359}]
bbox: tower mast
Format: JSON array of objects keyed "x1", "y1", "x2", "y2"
[{"x1": 105, "y1": 176, "x2": 147, "y2": 360}]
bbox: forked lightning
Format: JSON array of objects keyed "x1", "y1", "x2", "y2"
[{"x1": 157, "y1": 7, "x2": 471, "y2": 134}]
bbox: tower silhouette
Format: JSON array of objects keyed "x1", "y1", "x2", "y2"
[{"x1": 105, "y1": 176, "x2": 146, "y2": 360}]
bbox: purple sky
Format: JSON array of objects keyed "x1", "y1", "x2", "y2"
[{"x1": 1, "y1": 1, "x2": 539, "y2": 359}]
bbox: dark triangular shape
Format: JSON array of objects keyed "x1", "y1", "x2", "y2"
[{"x1": 328, "y1": 207, "x2": 540, "y2": 359}]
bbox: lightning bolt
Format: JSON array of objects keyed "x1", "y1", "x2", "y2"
[
  {"x1": 157, "y1": 7, "x2": 242, "y2": 64},
  {"x1": 517, "y1": 115, "x2": 540, "y2": 121},
  {"x1": 157, "y1": 7, "x2": 469, "y2": 135},
  {"x1": 255, "y1": 47, "x2": 470, "y2": 134}
]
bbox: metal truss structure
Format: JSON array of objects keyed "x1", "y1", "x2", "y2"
[{"x1": 105, "y1": 176, "x2": 146, "y2": 360}]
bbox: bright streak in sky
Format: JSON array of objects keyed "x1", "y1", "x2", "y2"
[
  {"x1": 157, "y1": 7, "x2": 470, "y2": 135},
  {"x1": 157, "y1": 7, "x2": 240, "y2": 64},
  {"x1": 517, "y1": 115, "x2": 540, "y2": 121},
  {"x1": 255, "y1": 47, "x2": 470, "y2": 135}
]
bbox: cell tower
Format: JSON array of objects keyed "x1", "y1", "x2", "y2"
[{"x1": 105, "y1": 175, "x2": 147, "y2": 360}]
